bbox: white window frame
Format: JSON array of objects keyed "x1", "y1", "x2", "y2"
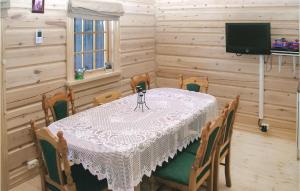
[{"x1": 66, "y1": 17, "x2": 120, "y2": 85}]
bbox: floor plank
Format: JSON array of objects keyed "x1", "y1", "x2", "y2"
[{"x1": 10, "y1": 130, "x2": 300, "y2": 191}]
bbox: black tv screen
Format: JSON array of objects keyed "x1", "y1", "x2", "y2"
[{"x1": 226, "y1": 23, "x2": 271, "y2": 55}]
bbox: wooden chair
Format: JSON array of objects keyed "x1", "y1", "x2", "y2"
[
  {"x1": 94, "y1": 91, "x2": 122, "y2": 106},
  {"x1": 130, "y1": 73, "x2": 151, "y2": 93},
  {"x1": 42, "y1": 88, "x2": 76, "y2": 126},
  {"x1": 153, "y1": 112, "x2": 227, "y2": 191},
  {"x1": 179, "y1": 75, "x2": 209, "y2": 93},
  {"x1": 30, "y1": 120, "x2": 108, "y2": 191},
  {"x1": 214, "y1": 95, "x2": 240, "y2": 191}
]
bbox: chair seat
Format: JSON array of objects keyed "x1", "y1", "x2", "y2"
[
  {"x1": 154, "y1": 152, "x2": 210, "y2": 186},
  {"x1": 184, "y1": 139, "x2": 200, "y2": 155},
  {"x1": 70, "y1": 164, "x2": 107, "y2": 191},
  {"x1": 154, "y1": 152, "x2": 195, "y2": 185}
]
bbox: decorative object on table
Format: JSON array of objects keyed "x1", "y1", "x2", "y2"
[
  {"x1": 75, "y1": 68, "x2": 85, "y2": 80},
  {"x1": 272, "y1": 38, "x2": 299, "y2": 52},
  {"x1": 134, "y1": 86, "x2": 149, "y2": 112},
  {"x1": 105, "y1": 62, "x2": 112, "y2": 70},
  {"x1": 32, "y1": 0, "x2": 45, "y2": 13}
]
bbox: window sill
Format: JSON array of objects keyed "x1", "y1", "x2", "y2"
[{"x1": 66, "y1": 70, "x2": 121, "y2": 87}]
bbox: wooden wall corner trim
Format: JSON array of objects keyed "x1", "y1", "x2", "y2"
[{"x1": 1, "y1": 13, "x2": 9, "y2": 191}]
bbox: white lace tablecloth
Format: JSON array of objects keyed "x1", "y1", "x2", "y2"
[{"x1": 48, "y1": 88, "x2": 218, "y2": 191}]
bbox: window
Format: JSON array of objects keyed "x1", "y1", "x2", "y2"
[{"x1": 74, "y1": 18, "x2": 110, "y2": 71}]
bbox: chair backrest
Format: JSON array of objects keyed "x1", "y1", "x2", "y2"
[
  {"x1": 130, "y1": 73, "x2": 151, "y2": 93},
  {"x1": 179, "y1": 75, "x2": 209, "y2": 93},
  {"x1": 94, "y1": 91, "x2": 122, "y2": 106},
  {"x1": 31, "y1": 120, "x2": 76, "y2": 191},
  {"x1": 42, "y1": 88, "x2": 75, "y2": 126},
  {"x1": 222, "y1": 95, "x2": 240, "y2": 145},
  {"x1": 189, "y1": 111, "x2": 227, "y2": 188}
]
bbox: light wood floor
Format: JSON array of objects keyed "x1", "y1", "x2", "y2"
[{"x1": 10, "y1": 130, "x2": 300, "y2": 191}]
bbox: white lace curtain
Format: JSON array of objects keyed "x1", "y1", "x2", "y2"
[{"x1": 68, "y1": 0, "x2": 124, "y2": 20}]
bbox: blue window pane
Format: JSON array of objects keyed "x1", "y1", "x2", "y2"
[
  {"x1": 96, "y1": 51, "x2": 104, "y2": 69},
  {"x1": 74, "y1": 18, "x2": 82, "y2": 32},
  {"x1": 84, "y1": 20, "x2": 93, "y2": 32},
  {"x1": 84, "y1": 34, "x2": 93, "y2": 52},
  {"x1": 96, "y1": 33, "x2": 104, "y2": 50},
  {"x1": 74, "y1": 34, "x2": 82, "y2": 52},
  {"x1": 96, "y1": 20, "x2": 104, "y2": 32},
  {"x1": 84, "y1": 53, "x2": 93, "y2": 70},
  {"x1": 74, "y1": 55, "x2": 82, "y2": 70}
]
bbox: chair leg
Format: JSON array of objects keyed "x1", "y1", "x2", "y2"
[
  {"x1": 150, "y1": 177, "x2": 158, "y2": 191},
  {"x1": 207, "y1": 175, "x2": 213, "y2": 191},
  {"x1": 224, "y1": 152, "x2": 232, "y2": 187}
]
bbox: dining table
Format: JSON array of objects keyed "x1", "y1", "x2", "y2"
[{"x1": 48, "y1": 88, "x2": 218, "y2": 191}]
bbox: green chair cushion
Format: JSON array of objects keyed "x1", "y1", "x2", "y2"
[
  {"x1": 186, "y1": 83, "x2": 201, "y2": 92},
  {"x1": 137, "y1": 81, "x2": 147, "y2": 91},
  {"x1": 224, "y1": 110, "x2": 234, "y2": 142},
  {"x1": 184, "y1": 139, "x2": 200, "y2": 155},
  {"x1": 202, "y1": 126, "x2": 219, "y2": 166},
  {"x1": 154, "y1": 152, "x2": 210, "y2": 185},
  {"x1": 40, "y1": 140, "x2": 61, "y2": 185},
  {"x1": 53, "y1": 100, "x2": 69, "y2": 121},
  {"x1": 70, "y1": 164, "x2": 108, "y2": 191}
]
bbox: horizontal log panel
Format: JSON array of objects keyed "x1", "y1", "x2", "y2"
[
  {"x1": 157, "y1": 67, "x2": 259, "y2": 88},
  {"x1": 69, "y1": 75, "x2": 121, "y2": 92},
  {"x1": 74, "y1": 84, "x2": 121, "y2": 108},
  {"x1": 5, "y1": 9, "x2": 66, "y2": 29},
  {"x1": 264, "y1": 91, "x2": 296, "y2": 108},
  {"x1": 8, "y1": 143, "x2": 37, "y2": 171},
  {"x1": 121, "y1": 60, "x2": 156, "y2": 79},
  {"x1": 8, "y1": 166, "x2": 39, "y2": 190},
  {"x1": 120, "y1": 38, "x2": 155, "y2": 53},
  {"x1": 157, "y1": 54, "x2": 298, "y2": 79},
  {"x1": 123, "y1": 2, "x2": 155, "y2": 15},
  {"x1": 156, "y1": 20, "x2": 299, "y2": 30},
  {"x1": 156, "y1": 7, "x2": 298, "y2": 21},
  {"x1": 156, "y1": 44, "x2": 258, "y2": 61},
  {"x1": 265, "y1": 77, "x2": 298, "y2": 93},
  {"x1": 4, "y1": 45, "x2": 66, "y2": 69},
  {"x1": 156, "y1": 33, "x2": 297, "y2": 46},
  {"x1": 264, "y1": 104, "x2": 296, "y2": 122},
  {"x1": 8, "y1": 126, "x2": 33, "y2": 151},
  {"x1": 235, "y1": 113, "x2": 296, "y2": 139},
  {"x1": 120, "y1": 14, "x2": 155, "y2": 27},
  {"x1": 156, "y1": 0, "x2": 299, "y2": 7},
  {"x1": 156, "y1": 33, "x2": 225, "y2": 46},
  {"x1": 120, "y1": 27, "x2": 155, "y2": 40},
  {"x1": 5, "y1": 28, "x2": 66, "y2": 49},
  {"x1": 6, "y1": 62, "x2": 66, "y2": 89},
  {"x1": 156, "y1": 55, "x2": 259, "y2": 74},
  {"x1": 121, "y1": 49, "x2": 155, "y2": 66},
  {"x1": 6, "y1": 79, "x2": 66, "y2": 110},
  {"x1": 10, "y1": 0, "x2": 67, "y2": 10}
]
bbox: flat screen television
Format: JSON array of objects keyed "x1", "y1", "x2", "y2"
[{"x1": 226, "y1": 23, "x2": 271, "y2": 55}]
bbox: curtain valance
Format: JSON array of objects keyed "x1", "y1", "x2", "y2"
[{"x1": 68, "y1": 0, "x2": 124, "y2": 20}]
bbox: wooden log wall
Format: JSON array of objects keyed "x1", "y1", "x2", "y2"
[
  {"x1": 155, "y1": 0, "x2": 299, "y2": 140},
  {"x1": 2, "y1": 0, "x2": 155, "y2": 188}
]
